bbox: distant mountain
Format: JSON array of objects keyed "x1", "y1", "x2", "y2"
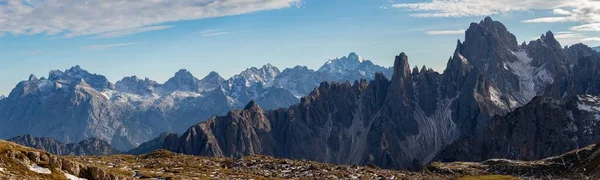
[
  {"x1": 0, "y1": 53, "x2": 391, "y2": 150},
  {"x1": 593, "y1": 46, "x2": 600, "y2": 52},
  {"x1": 8, "y1": 134, "x2": 119, "y2": 156},
  {"x1": 135, "y1": 17, "x2": 600, "y2": 170}
]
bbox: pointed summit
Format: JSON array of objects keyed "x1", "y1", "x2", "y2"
[
  {"x1": 392, "y1": 52, "x2": 411, "y2": 80},
  {"x1": 348, "y1": 52, "x2": 363, "y2": 62},
  {"x1": 174, "y1": 69, "x2": 193, "y2": 78},
  {"x1": 66, "y1": 65, "x2": 84, "y2": 73},
  {"x1": 205, "y1": 71, "x2": 222, "y2": 79},
  {"x1": 244, "y1": 100, "x2": 261, "y2": 110},
  {"x1": 164, "y1": 69, "x2": 201, "y2": 92},
  {"x1": 199, "y1": 71, "x2": 225, "y2": 87}
]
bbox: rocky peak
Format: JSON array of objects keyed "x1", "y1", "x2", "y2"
[
  {"x1": 348, "y1": 52, "x2": 363, "y2": 62},
  {"x1": 115, "y1": 76, "x2": 159, "y2": 95},
  {"x1": 200, "y1": 71, "x2": 225, "y2": 83},
  {"x1": 244, "y1": 100, "x2": 262, "y2": 111},
  {"x1": 392, "y1": 52, "x2": 411, "y2": 80},
  {"x1": 260, "y1": 63, "x2": 281, "y2": 75},
  {"x1": 28, "y1": 74, "x2": 37, "y2": 81},
  {"x1": 173, "y1": 69, "x2": 195, "y2": 80},
  {"x1": 318, "y1": 52, "x2": 366, "y2": 72},
  {"x1": 164, "y1": 69, "x2": 201, "y2": 92},
  {"x1": 47, "y1": 65, "x2": 114, "y2": 90},
  {"x1": 462, "y1": 17, "x2": 518, "y2": 65}
]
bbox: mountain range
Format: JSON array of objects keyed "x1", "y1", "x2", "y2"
[
  {"x1": 2, "y1": 16, "x2": 600, "y2": 174},
  {"x1": 126, "y1": 17, "x2": 600, "y2": 170},
  {"x1": 0, "y1": 52, "x2": 391, "y2": 150}
]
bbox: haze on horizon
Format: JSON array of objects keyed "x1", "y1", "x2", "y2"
[{"x1": 0, "y1": 0, "x2": 599, "y2": 96}]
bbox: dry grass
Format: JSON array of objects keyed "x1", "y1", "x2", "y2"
[{"x1": 0, "y1": 140, "x2": 69, "y2": 180}]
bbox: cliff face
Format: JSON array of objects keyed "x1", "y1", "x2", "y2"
[{"x1": 437, "y1": 95, "x2": 600, "y2": 162}]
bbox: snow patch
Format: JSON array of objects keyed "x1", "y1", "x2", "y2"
[
  {"x1": 507, "y1": 50, "x2": 554, "y2": 106},
  {"x1": 29, "y1": 164, "x2": 51, "y2": 174},
  {"x1": 65, "y1": 172, "x2": 87, "y2": 180}
]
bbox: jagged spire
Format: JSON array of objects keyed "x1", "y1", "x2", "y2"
[
  {"x1": 420, "y1": 65, "x2": 428, "y2": 73},
  {"x1": 392, "y1": 52, "x2": 411, "y2": 80}
]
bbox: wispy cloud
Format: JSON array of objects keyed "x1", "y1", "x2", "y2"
[
  {"x1": 192, "y1": 29, "x2": 232, "y2": 37},
  {"x1": 583, "y1": 37, "x2": 600, "y2": 42},
  {"x1": 392, "y1": 0, "x2": 590, "y2": 18},
  {"x1": 0, "y1": 0, "x2": 301, "y2": 38},
  {"x1": 95, "y1": 25, "x2": 173, "y2": 38},
  {"x1": 425, "y1": 30, "x2": 465, "y2": 35},
  {"x1": 81, "y1": 42, "x2": 140, "y2": 50},
  {"x1": 392, "y1": 0, "x2": 600, "y2": 46},
  {"x1": 554, "y1": 33, "x2": 585, "y2": 39},
  {"x1": 571, "y1": 23, "x2": 600, "y2": 32}
]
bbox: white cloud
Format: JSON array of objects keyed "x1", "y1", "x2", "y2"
[
  {"x1": 582, "y1": 37, "x2": 600, "y2": 42},
  {"x1": 81, "y1": 43, "x2": 140, "y2": 50},
  {"x1": 554, "y1": 33, "x2": 585, "y2": 39},
  {"x1": 553, "y1": 8, "x2": 572, "y2": 15},
  {"x1": 425, "y1": 30, "x2": 465, "y2": 35},
  {"x1": 0, "y1": 0, "x2": 300, "y2": 38},
  {"x1": 393, "y1": 0, "x2": 600, "y2": 33},
  {"x1": 192, "y1": 29, "x2": 232, "y2": 36},
  {"x1": 392, "y1": 0, "x2": 582, "y2": 18},
  {"x1": 523, "y1": 17, "x2": 573, "y2": 23},
  {"x1": 571, "y1": 23, "x2": 600, "y2": 32},
  {"x1": 96, "y1": 26, "x2": 173, "y2": 38}
]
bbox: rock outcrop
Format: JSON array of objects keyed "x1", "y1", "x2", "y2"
[{"x1": 0, "y1": 140, "x2": 129, "y2": 180}]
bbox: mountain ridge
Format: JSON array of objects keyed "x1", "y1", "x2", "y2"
[
  {"x1": 128, "y1": 17, "x2": 600, "y2": 170},
  {"x1": 0, "y1": 52, "x2": 392, "y2": 151}
]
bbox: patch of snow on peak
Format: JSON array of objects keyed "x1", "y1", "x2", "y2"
[
  {"x1": 29, "y1": 164, "x2": 51, "y2": 174},
  {"x1": 507, "y1": 50, "x2": 553, "y2": 106},
  {"x1": 578, "y1": 95, "x2": 600, "y2": 112}
]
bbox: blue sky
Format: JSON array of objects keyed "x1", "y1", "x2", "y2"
[{"x1": 0, "y1": 0, "x2": 599, "y2": 95}]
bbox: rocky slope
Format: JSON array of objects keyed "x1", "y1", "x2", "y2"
[
  {"x1": 129, "y1": 17, "x2": 600, "y2": 170},
  {"x1": 0, "y1": 53, "x2": 390, "y2": 151},
  {"x1": 4, "y1": 138, "x2": 600, "y2": 179},
  {"x1": 8, "y1": 134, "x2": 120, "y2": 156},
  {"x1": 0, "y1": 140, "x2": 129, "y2": 180}
]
